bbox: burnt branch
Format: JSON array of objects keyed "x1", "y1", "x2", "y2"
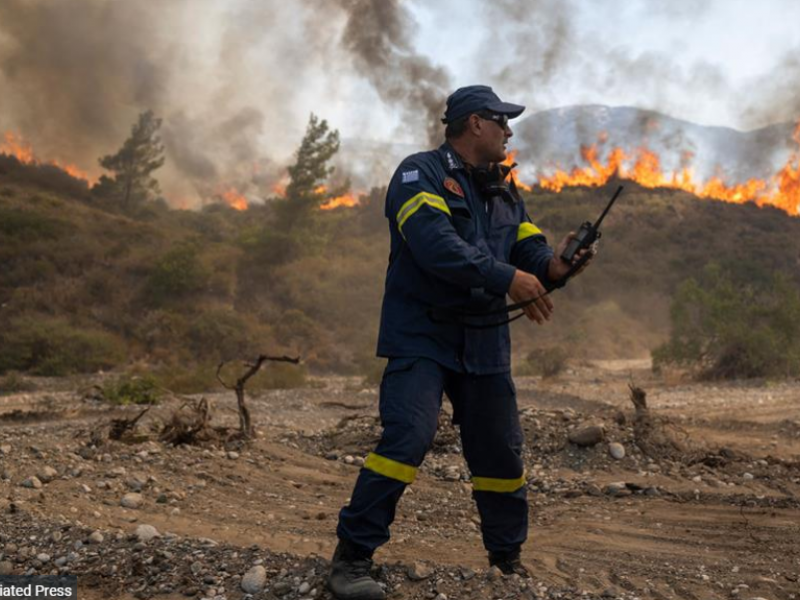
[
  {"x1": 109, "y1": 406, "x2": 151, "y2": 442},
  {"x1": 217, "y1": 354, "x2": 301, "y2": 439}
]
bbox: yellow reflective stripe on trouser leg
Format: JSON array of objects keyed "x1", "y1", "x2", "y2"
[
  {"x1": 364, "y1": 452, "x2": 418, "y2": 484},
  {"x1": 516, "y1": 222, "x2": 543, "y2": 242},
  {"x1": 472, "y1": 473, "x2": 527, "y2": 493},
  {"x1": 396, "y1": 192, "x2": 451, "y2": 237}
]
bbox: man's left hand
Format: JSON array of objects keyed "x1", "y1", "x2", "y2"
[{"x1": 548, "y1": 231, "x2": 598, "y2": 282}]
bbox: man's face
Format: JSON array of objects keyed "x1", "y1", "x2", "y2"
[{"x1": 475, "y1": 112, "x2": 513, "y2": 164}]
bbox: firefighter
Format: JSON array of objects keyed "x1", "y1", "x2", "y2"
[{"x1": 328, "y1": 85, "x2": 594, "y2": 600}]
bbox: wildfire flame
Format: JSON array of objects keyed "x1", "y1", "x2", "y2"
[
  {"x1": 501, "y1": 150, "x2": 532, "y2": 192},
  {"x1": 529, "y1": 123, "x2": 800, "y2": 216},
  {"x1": 220, "y1": 187, "x2": 248, "y2": 211},
  {"x1": 314, "y1": 184, "x2": 360, "y2": 210},
  {"x1": 1, "y1": 131, "x2": 95, "y2": 184},
  {"x1": 320, "y1": 192, "x2": 359, "y2": 210}
]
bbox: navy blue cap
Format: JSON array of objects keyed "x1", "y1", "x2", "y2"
[{"x1": 442, "y1": 85, "x2": 525, "y2": 124}]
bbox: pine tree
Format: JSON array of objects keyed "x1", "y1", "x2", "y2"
[
  {"x1": 94, "y1": 110, "x2": 165, "y2": 209},
  {"x1": 278, "y1": 114, "x2": 340, "y2": 228}
]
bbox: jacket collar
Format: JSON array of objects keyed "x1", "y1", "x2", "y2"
[{"x1": 437, "y1": 142, "x2": 466, "y2": 173}]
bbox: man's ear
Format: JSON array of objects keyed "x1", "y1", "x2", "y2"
[{"x1": 468, "y1": 114, "x2": 483, "y2": 137}]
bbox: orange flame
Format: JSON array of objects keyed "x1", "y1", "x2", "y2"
[
  {"x1": 320, "y1": 192, "x2": 359, "y2": 210},
  {"x1": 532, "y1": 124, "x2": 800, "y2": 216},
  {"x1": 272, "y1": 182, "x2": 287, "y2": 197},
  {"x1": 1, "y1": 131, "x2": 95, "y2": 184},
  {"x1": 220, "y1": 187, "x2": 248, "y2": 211},
  {"x1": 501, "y1": 150, "x2": 532, "y2": 192}
]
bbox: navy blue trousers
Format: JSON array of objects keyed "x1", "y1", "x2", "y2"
[{"x1": 337, "y1": 357, "x2": 527, "y2": 554}]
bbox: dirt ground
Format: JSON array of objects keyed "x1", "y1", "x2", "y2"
[{"x1": 1, "y1": 360, "x2": 799, "y2": 599}]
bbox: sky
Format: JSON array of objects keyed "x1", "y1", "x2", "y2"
[
  {"x1": 0, "y1": 0, "x2": 798, "y2": 203},
  {"x1": 407, "y1": 0, "x2": 800, "y2": 133}
]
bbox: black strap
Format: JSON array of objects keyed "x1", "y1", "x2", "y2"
[{"x1": 428, "y1": 250, "x2": 594, "y2": 329}]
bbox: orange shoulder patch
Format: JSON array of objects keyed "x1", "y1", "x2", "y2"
[{"x1": 444, "y1": 177, "x2": 464, "y2": 198}]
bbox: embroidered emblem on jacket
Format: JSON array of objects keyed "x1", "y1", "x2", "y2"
[{"x1": 444, "y1": 177, "x2": 465, "y2": 198}]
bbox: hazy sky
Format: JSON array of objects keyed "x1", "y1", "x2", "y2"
[{"x1": 402, "y1": 0, "x2": 800, "y2": 132}]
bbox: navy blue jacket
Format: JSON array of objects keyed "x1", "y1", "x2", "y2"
[{"x1": 376, "y1": 142, "x2": 554, "y2": 374}]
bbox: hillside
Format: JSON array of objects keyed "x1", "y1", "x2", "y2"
[
  {"x1": 2, "y1": 157, "x2": 800, "y2": 388},
  {"x1": 513, "y1": 105, "x2": 796, "y2": 183}
]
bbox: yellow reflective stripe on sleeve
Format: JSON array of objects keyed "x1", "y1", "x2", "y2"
[
  {"x1": 516, "y1": 222, "x2": 543, "y2": 243},
  {"x1": 396, "y1": 192, "x2": 451, "y2": 236},
  {"x1": 364, "y1": 452, "x2": 418, "y2": 484},
  {"x1": 471, "y1": 473, "x2": 526, "y2": 493}
]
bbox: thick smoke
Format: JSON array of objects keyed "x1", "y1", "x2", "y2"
[
  {"x1": 0, "y1": 0, "x2": 454, "y2": 203},
  {"x1": 335, "y1": 0, "x2": 451, "y2": 146}
]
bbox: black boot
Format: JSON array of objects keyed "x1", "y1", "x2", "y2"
[
  {"x1": 328, "y1": 539, "x2": 386, "y2": 600},
  {"x1": 488, "y1": 548, "x2": 532, "y2": 578}
]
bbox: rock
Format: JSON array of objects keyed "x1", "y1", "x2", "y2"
[
  {"x1": 0, "y1": 444, "x2": 11, "y2": 455},
  {"x1": 298, "y1": 582, "x2": 311, "y2": 594},
  {"x1": 443, "y1": 466, "x2": 460, "y2": 481},
  {"x1": 120, "y1": 493, "x2": 143, "y2": 509},
  {"x1": 0, "y1": 561, "x2": 13, "y2": 575},
  {"x1": 459, "y1": 567, "x2": 476, "y2": 580},
  {"x1": 568, "y1": 425, "x2": 605, "y2": 447},
  {"x1": 743, "y1": 472, "x2": 755, "y2": 480},
  {"x1": 21, "y1": 476, "x2": 43, "y2": 489},
  {"x1": 241, "y1": 565, "x2": 267, "y2": 594},
  {"x1": 343, "y1": 455, "x2": 355, "y2": 465},
  {"x1": 604, "y1": 482, "x2": 631, "y2": 496},
  {"x1": 37, "y1": 466, "x2": 59, "y2": 483},
  {"x1": 77, "y1": 447, "x2": 95, "y2": 460},
  {"x1": 608, "y1": 443, "x2": 626, "y2": 460},
  {"x1": 126, "y1": 478, "x2": 144, "y2": 492},
  {"x1": 88, "y1": 531, "x2": 104, "y2": 544},
  {"x1": 487, "y1": 566, "x2": 504, "y2": 581},
  {"x1": 586, "y1": 484, "x2": 603, "y2": 496},
  {"x1": 407, "y1": 561, "x2": 434, "y2": 581},
  {"x1": 272, "y1": 581, "x2": 292, "y2": 596},
  {"x1": 36, "y1": 553, "x2": 50, "y2": 563},
  {"x1": 51, "y1": 531, "x2": 63, "y2": 542},
  {"x1": 135, "y1": 524, "x2": 161, "y2": 542},
  {"x1": 226, "y1": 451, "x2": 239, "y2": 460}
]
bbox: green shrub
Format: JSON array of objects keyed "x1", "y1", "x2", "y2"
[
  {"x1": 516, "y1": 347, "x2": 569, "y2": 378},
  {"x1": 0, "y1": 207, "x2": 67, "y2": 241},
  {"x1": 101, "y1": 376, "x2": 161, "y2": 405},
  {"x1": 186, "y1": 309, "x2": 260, "y2": 361},
  {"x1": 153, "y1": 364, "x2": 220, "y2": 394},
  {"x1": 155, "y1": 360, "x2": 307, "y2": 394},
  {"x1": 0, "y1": 315, "x2": 127, "y2": 376},
  {"x1": 144, "y1": 243, "x2": 209, "y2": 304},
  {"x1": 249, "y1": 361, "x2": 307, "y2": 390},
  {"x1": 653, "y1": 264, "x2": 800, "y2": 379}
]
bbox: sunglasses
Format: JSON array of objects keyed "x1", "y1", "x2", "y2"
[{"x1": 477, "y1": 111, "x2": 509, "y2": 129}]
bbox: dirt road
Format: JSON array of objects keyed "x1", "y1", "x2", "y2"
[{"x1": 1, "y1": 362, "x2": 798, "y2": 599}]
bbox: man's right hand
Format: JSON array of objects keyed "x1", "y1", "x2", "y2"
[{"x1": 508, "y1": 270, "x2": 554, "y2": 325}]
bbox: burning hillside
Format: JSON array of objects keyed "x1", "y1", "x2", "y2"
[
  {"x1": 1, "y1": 132, "x2": 95, "y2": 184},
  {"x1": 527, "y1": 122, "x2": 800, "y2": 216},
  {"x1": 2, "y1": 115, "x2": 799, "y2": 217}
]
